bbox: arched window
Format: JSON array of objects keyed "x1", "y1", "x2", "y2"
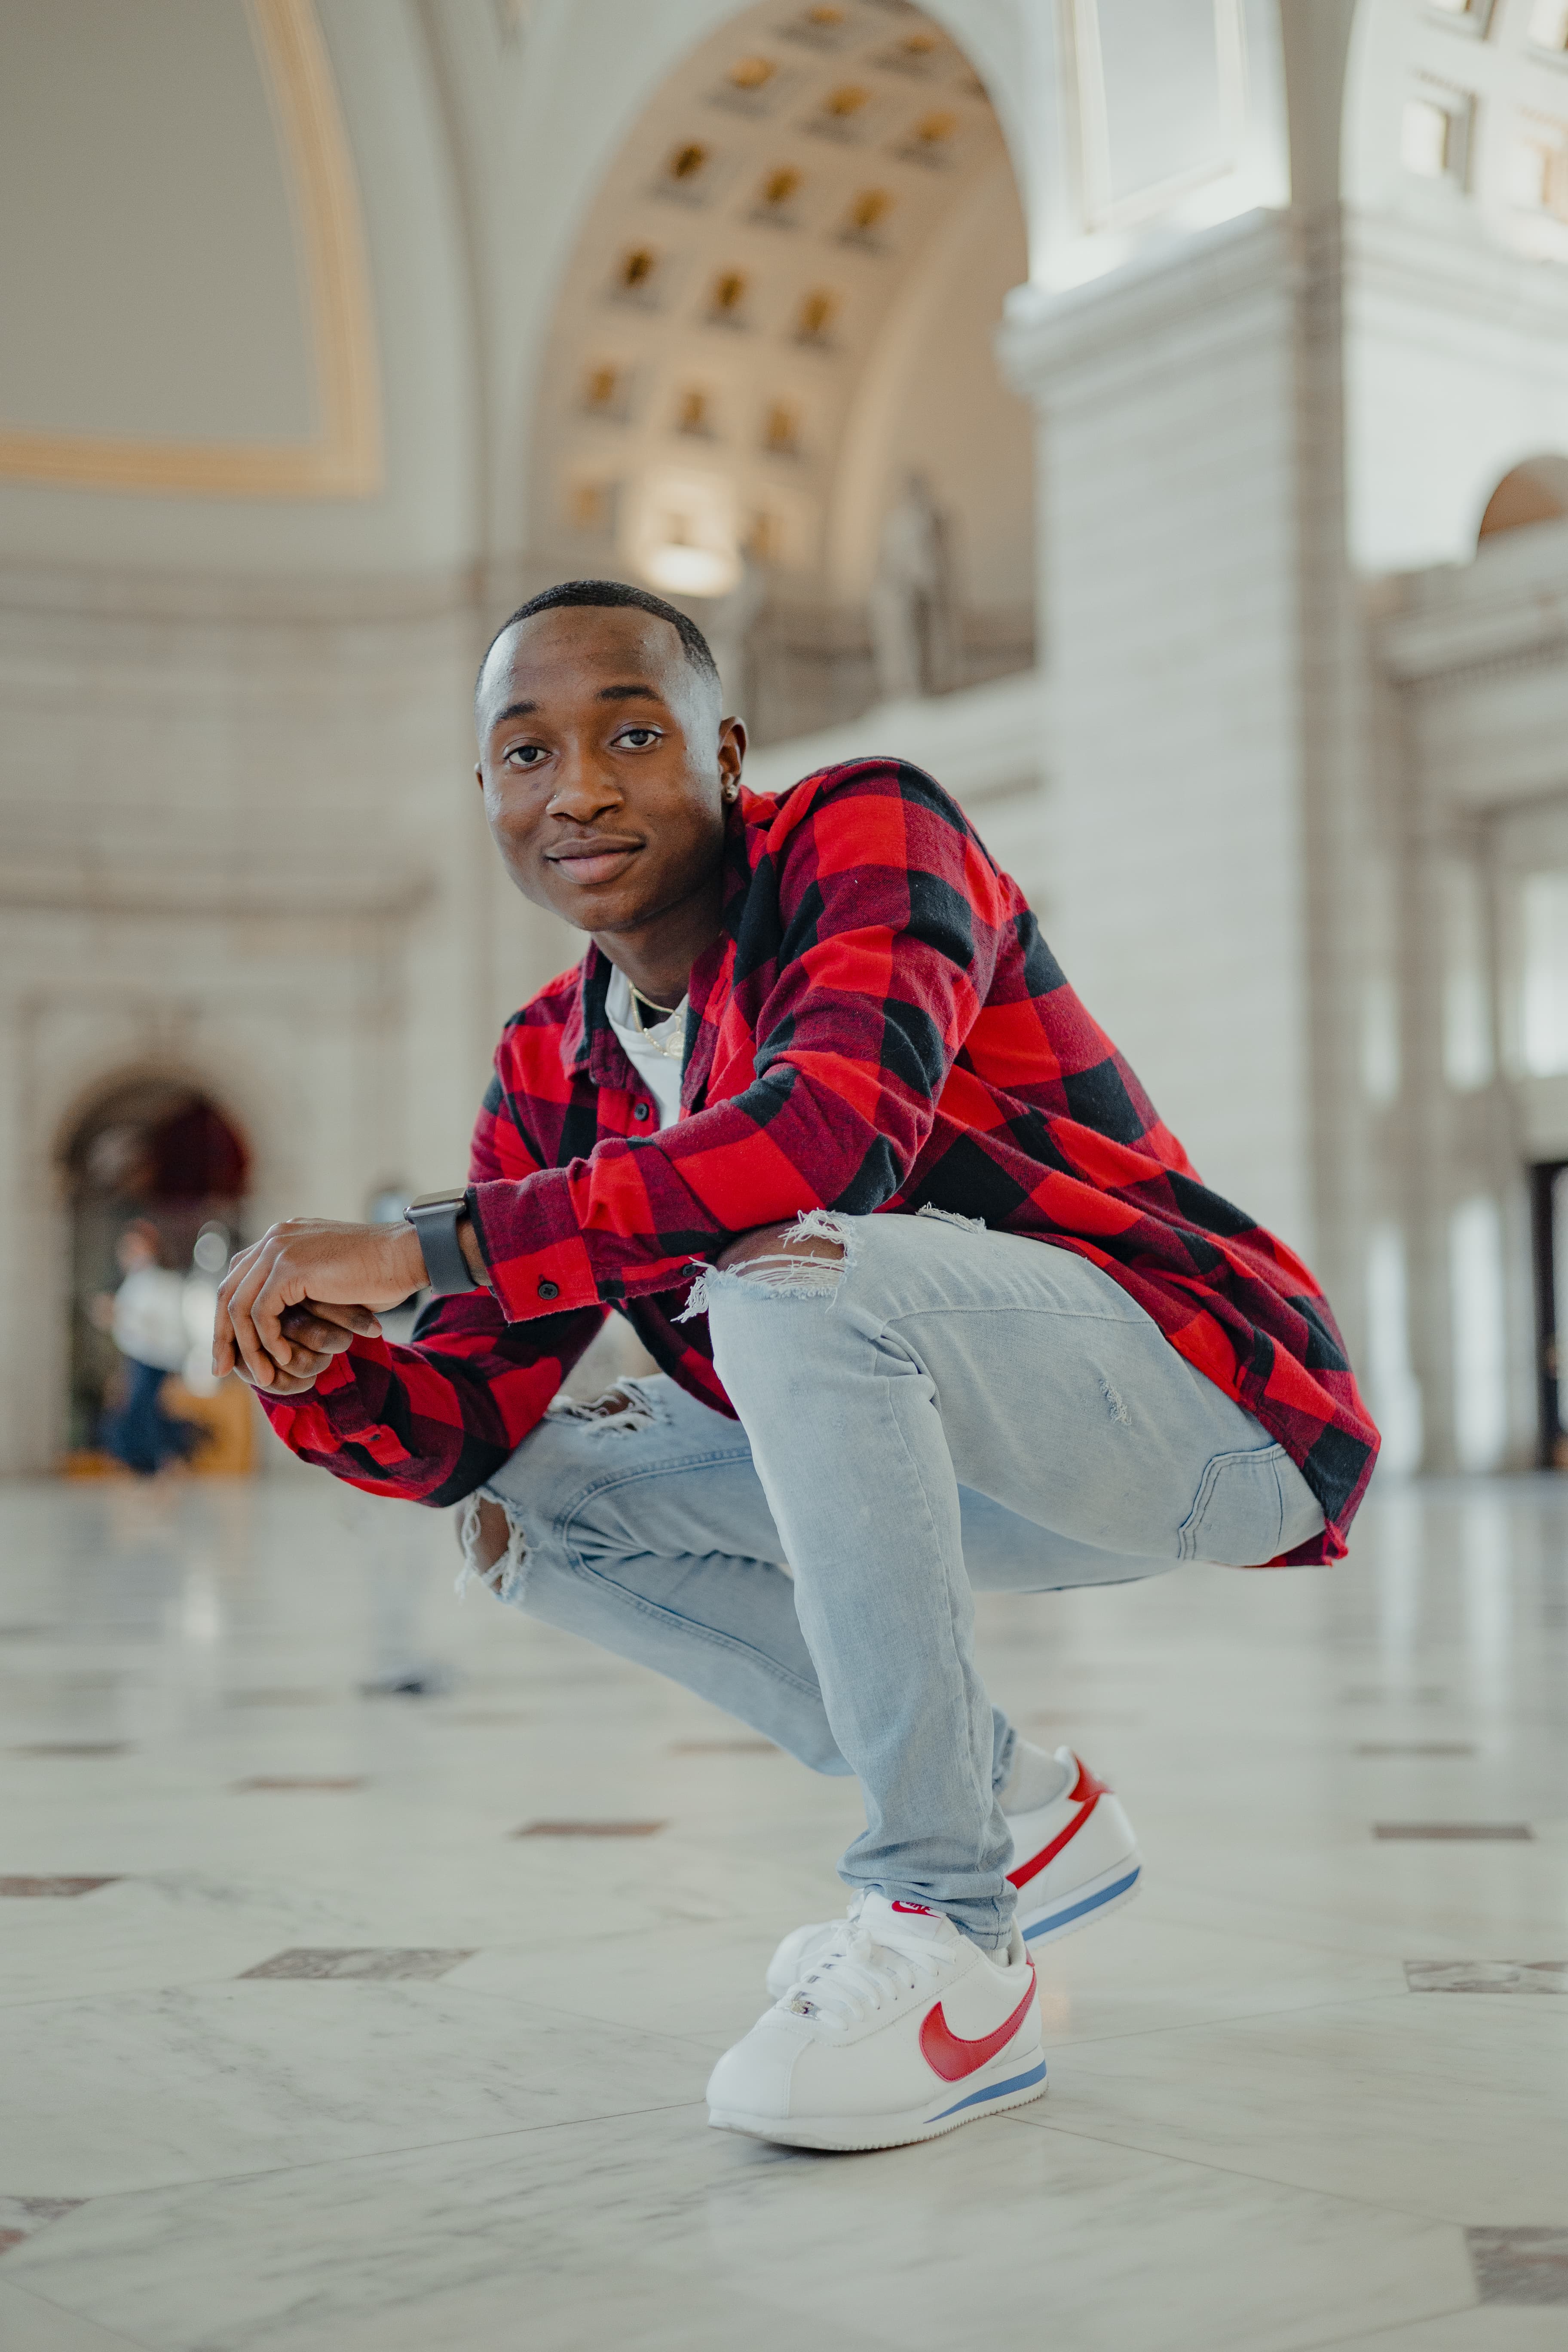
[
  {"x1": 60, "y1": 1077, "x2": 249, "y2": 1455},
  {"x1": 1478, "y1": 453, "x2": 1568, "y2": 542}
]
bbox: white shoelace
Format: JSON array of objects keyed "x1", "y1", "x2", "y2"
[{"x1": 784, "y1": 1921, "x2": 948, "y2": 2028}]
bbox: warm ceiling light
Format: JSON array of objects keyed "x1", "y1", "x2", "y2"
[
  {"x1": 668, "y1": 143, "x2": 708, "y2": 181},
  {"x1": 796, "y1": 288, "x2": 838, "y2": 340},
  {"x1": 710, "y1": 270, "x2": 747, "y2": 315},
  {"x1": 619, "y1": 247, "x2": 657, "y2": 289},
  {"x1": 729, "y1": 55, "x2": 775, "y2": 89},
  {"x1": 849, "y1": 187, "x2": 893, "y2": 231},
  {"x1": 643, "y1": 542, "x2": 739, "y2": 597},
  {"x1": 913, "y1": 110, "x2": 957, "y2": 146},
  {"x1": 762, "y1": 165, "x2": 802, "y2": 206},
  {"x1": 823, "y1": 85, "x2": 870, "y2": 117}
]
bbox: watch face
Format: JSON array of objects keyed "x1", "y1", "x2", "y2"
[{"x1": 409, "y1": 1191, "x2": 466, "y2": 1213}]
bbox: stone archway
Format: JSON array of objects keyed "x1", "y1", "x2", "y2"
[
  {"x1": 58, "y1": 1074, "x2": 250, "y2": 1460},
  {"x1": 526, "y1": 0, "x2": 1035, "y2": 741}
]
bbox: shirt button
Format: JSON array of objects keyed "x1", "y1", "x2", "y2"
[
  {"x1": 537, "y1": 1279, "x2": 559, "y2": 1300},
  {"x1": 633, "y1": 1102, "x2": 650, "y2": 1121}
]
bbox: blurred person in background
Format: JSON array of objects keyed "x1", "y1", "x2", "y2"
[{"x1": 93, "y1": 1221, "x2": 202, "y2": 1476}]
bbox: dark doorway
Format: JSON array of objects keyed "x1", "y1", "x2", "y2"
[
  {"x1": 1529, "y1": 1160, "x2": 1568, "y2": 1470},
  {"x1": 62, "y1": 1079, "x2": 249, "y2": 1452}
]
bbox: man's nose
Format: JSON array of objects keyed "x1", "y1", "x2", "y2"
[{"x1": 546, "y1": 748, "x2": 621, "y2": 820}]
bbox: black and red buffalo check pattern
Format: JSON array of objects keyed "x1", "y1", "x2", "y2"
[{"x1": 263, "y1": 760, "x2": 1377, "y2": 1563}]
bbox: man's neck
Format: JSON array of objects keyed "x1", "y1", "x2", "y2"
[{"x1": 592, "y1": 874, "x2": 724, "y2": 1010}]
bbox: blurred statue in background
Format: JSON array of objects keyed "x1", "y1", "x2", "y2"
[
  {"x1": 870, "y1": 471, "x2": 959, "y2": 702},
  {"x1": 702, "y1": 556, "x2": 767, "y2": 726}
]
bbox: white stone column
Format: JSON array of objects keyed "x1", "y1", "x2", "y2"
[{"x1": 1001, "y1": 207, "x2": 1373, "y2": 1360}]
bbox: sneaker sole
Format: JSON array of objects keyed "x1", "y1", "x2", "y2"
[
  {"x1": 1017, "y1": 1853, "x2": 1142, "y2": 1947},
  {"x1": 708, "y1": 2048, "x2": 1047, "y2": 2153}
]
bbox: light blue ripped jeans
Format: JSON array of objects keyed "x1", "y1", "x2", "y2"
[{"x1": 469, "y1": 1211, "x2": 1325, "y2": 1948}]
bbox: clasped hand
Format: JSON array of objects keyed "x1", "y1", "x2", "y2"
[{"x1": 212, "y1": 1217, "x2": 427, "y2": 1395}]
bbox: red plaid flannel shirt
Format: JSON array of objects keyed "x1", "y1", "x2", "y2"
[{"x1": 262, "y1": 760, "x2": 1378, "y2": 1562}]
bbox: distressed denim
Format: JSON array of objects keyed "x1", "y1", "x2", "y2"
[{"x1": 474, "y1": 1212, "x2": 1324, "y2": 1946}]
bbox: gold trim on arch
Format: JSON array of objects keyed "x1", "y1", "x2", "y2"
[{"x1": 0, "y1": 0, "x2": 382, "y2": 499}]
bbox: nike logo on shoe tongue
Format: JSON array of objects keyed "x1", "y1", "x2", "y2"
[
  {"x1": 919, "y1": 1963, "x2": 1037, "y2": 2082},
  {"x1": 891, "y1": 1901, "x2": 937, "y2": 1914}
]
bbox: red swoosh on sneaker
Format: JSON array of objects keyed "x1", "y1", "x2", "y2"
[
  {"x1": 919, "y1": 1965, "x2": 1037, "y2": 2083},
  {"x1": 1008, "y1": 1757, "x2": 1106, "y2": 1892}
]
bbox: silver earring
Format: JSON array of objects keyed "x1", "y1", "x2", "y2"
[{"x1": 723, "y1": 779, "x2": 740, "y2": 802}]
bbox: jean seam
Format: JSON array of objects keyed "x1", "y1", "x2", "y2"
[
  {"x1": 1179, "y1": 1443, "x2": 1288, "y2": 1563},
  {"x1": 864, "y1": 1361, "x2": 1004, "y2": 1923}
]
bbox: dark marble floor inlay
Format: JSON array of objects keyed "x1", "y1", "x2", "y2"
[
  {"x1": 0, "y1": 1876, "x2": 120, "y2": 1898},
  {"x1": 1341, "y1": 1686, "x2": 1449, "y2": 1704},
  {"x1": 1406, "y1": 1960, "x2": 1567, "y2": 1993},
  {"x1": 438, "y1": 1711, "x2": 533, "y2": 1727},
  {"x1": 12, "y1": 1743, "x2": 130, "y2": 1757},
  {"x1": 234, "y1": 1776, "x2": 366, "y2": 1792},
  {"x1": 1374, "y1": 1823, "x2": 1533, "y2": 1841},
  {"x1": 514, "y1": 1818, "x2": 666, "y2": 1838},
  {"x1": 223, "y1": 1689, "x2": 335, "y2": 1707},
  {"x1": 669, "y1": 1739, "x2": 778, "y2": 1754},
  {"x1": 0, "y1": 2198, "x2": 84, "y2": 2255},
  {"x1": 1356, "y1": 1742, "x2": 1476, "y2": 1756},
  {"x1": 1468, "y1": 2227, "x2": 1568, "y2": 2303},
  {"x1": 239, "y1": 1948, "x2": 474, "y2": 1981}
]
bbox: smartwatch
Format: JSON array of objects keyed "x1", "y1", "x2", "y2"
[{"x1": 404, "y1": 1190, "x2": 478, "y2": 1297}]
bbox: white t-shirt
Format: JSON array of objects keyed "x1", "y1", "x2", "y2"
[{"x1": 605, "y1": 965, "x2": 686, "y2": 1129}]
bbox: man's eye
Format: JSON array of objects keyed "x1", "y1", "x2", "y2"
[
  {"x1": 505, "y1": 744, "x2": 548, "y2": 767},
  {"x1": 616, "y1": 727, "x2": 660, "y2": 749}
]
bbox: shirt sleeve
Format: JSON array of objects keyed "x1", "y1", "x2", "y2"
[
  {"x1": 466, "y1": 763, "x2": 1003, "y2": 1324},
  {"x1": 255, "y1": 1069, "x2": 606, "y2": 1505}
]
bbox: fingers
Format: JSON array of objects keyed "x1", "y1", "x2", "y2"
[
  {"x1": 230, "y1": 1356, "x2": 321, "y2": 1397},
  {"x1": 279, "y1": 1306, "x2": 358, "y2": 1357},
  {"x1": 211, "y1": 1295, "x2": 238, "y2": 1380},
  {"x1": 285, "y1": 1299, "x2": 382, "y2": 1342},
  {"x1": 221, "y1": 1239, "x2": 293, "y2": 1387}
]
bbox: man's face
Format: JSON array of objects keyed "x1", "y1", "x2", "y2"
[{"x1": 475, "y1": 606, "x2": 743, "y2": 940}]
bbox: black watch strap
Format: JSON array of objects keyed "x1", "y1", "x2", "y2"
[{"x1": 404, "y1": 1190, "x2": 476, "y2": 1296}]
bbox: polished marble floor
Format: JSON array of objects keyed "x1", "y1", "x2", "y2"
[{"x1": 1, "y1": 1467, "x2": 1565, "y2": 2352}]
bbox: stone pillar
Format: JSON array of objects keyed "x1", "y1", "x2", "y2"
[{"x1": 1001, "y1": 207, "x2": 1373, "y2": 1362}]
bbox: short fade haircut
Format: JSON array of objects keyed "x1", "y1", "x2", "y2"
[{"x1": 475, "y1": 578, "x2": 721, "y2": 717}]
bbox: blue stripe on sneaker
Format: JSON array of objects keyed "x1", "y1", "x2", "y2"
[
  {"x1": 1021, "y1": 1864, "x2": 1141, "y2": 1942},
  {"x1": 932, "y1": 2058, "x2": 1047, "y2": 2121}
]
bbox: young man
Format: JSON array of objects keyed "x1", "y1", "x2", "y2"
[{"x1": 214, "y1": 581, "x2": 1378, "y2": 2153}]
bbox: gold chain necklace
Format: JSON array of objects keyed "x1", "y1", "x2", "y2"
[{"x1": 628, "y1": 980, "x2": 686, "y2": 1061}]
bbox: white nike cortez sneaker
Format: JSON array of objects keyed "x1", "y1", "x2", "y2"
[
  {"x1": 708, "y1": 1892, "x2": 1044, "y2": 2152},
  {"x1": 1008, "y1": 1749, "x2": 1142, "y2": 1949},
  {"x1": 764, "y1": 1749, "x2": 1140, "y2": 2000}
]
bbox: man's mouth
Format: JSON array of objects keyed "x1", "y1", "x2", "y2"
[{"x1": 545, "y1": 841, "x2": 642, "y2": 888}]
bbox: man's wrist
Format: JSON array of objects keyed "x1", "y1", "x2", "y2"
[{"x1": 393, "y1": 1221, "x2": 431, "y2": 1294}]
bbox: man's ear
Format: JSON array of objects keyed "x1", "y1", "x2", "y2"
[
  {"x1": 718, "y1": 715, "x2": 747, "y2": 790},
  {"x1": 474, "y1": 761, "x2": 484, "y2": 791}
]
